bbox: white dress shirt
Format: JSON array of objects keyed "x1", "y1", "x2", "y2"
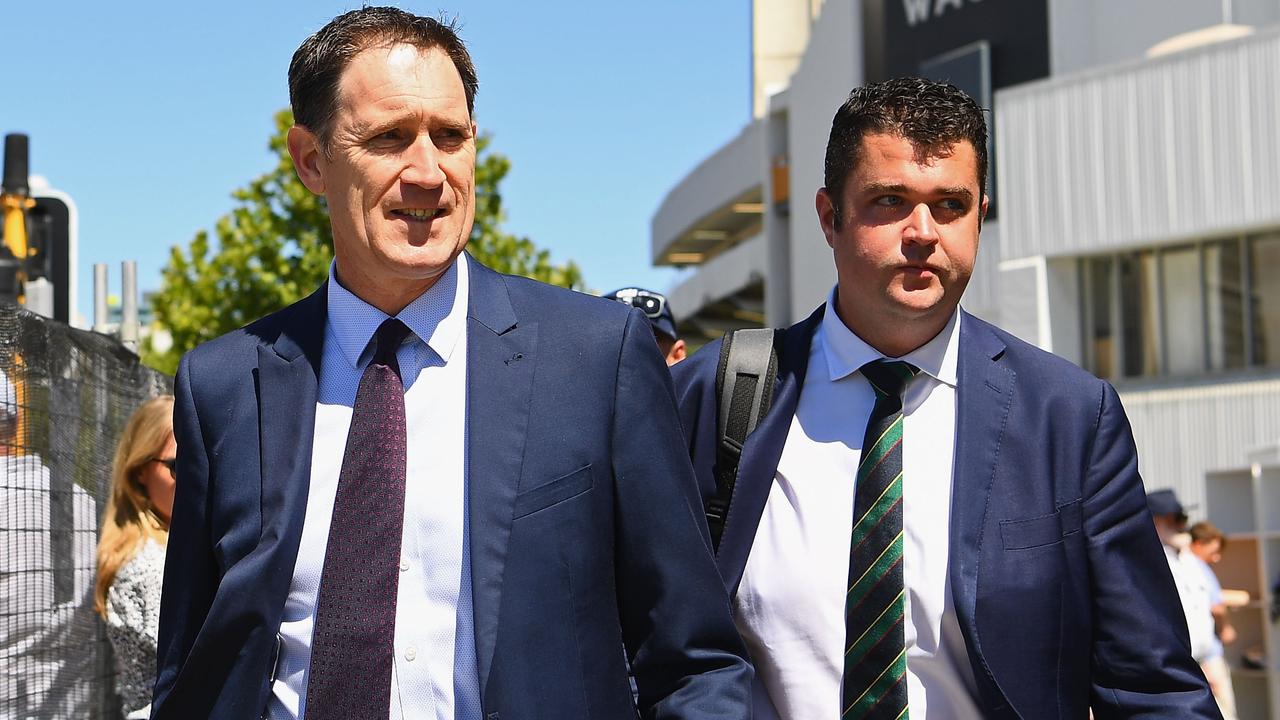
[
  {"x1": 270, "y1": 257, "x2": 482, "y2": 720},
  {"x1": 1163, "y1": 543, "x2": 1216, "y2": 663},
  {"x1": 736, "y1": 290, "x2": 982, "y2": 720}
]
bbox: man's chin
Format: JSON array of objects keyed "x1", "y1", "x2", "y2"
[{"x1": 886, "y1": 290, "x2": 947, "y2": 318}]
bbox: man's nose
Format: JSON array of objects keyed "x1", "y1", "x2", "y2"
[
  {"x1": 903, "y1": 203, "x2": 939, "y2": 244},
  {"x1": 400, "y1": 136, "x2": 447, "y2": 187}
]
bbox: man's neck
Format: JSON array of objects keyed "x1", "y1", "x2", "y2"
[
  {"x1": 835, "y1": 300, "x2": 953, "y2": 359},
  {"x1": 333, "y1": 263, "x2": 444, "y2": 317}
]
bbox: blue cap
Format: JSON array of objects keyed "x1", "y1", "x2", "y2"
[
  {"x1": 1146, "y1": 489, "x2": 1187, "y2": 519},
  {"x1": 603, "y1": 287, "x2": 678, "y2": 341}
]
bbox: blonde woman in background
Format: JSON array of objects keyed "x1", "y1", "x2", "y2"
[{"x1": 94, "y1": 395, "x2": 175, "y2": 719}]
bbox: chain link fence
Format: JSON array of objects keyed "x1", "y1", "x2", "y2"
[{"x1": 1, "y1": 302, "x2": 171, "y2": 719}]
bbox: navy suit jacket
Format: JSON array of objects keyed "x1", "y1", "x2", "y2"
[
  {"x1": 672, "y1": 305, "x2": 1220, "y2": 719},
  {"x1": 153, "y1": 255, "x2": 752, "y2": 719}
]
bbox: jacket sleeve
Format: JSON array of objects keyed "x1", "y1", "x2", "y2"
[
  {"x1": 610, "y1": 310, "x2": 753, "y2": 719},
  {"x1": 1085, "y1": 381, "x2": 1221, "y2": 719},
  {"x1": 151, "y1": 352, "x2": 219, "y2": 717},
  {"x1": 669, "y1": 339, "x2": 725, "y2": 510}
]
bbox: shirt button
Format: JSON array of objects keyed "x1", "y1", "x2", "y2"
[
  {"x1": 400, "y1": 558, "x2": 409, "y2": 572},
  {"x1": 404, "y1": 646, "x2": 417, "y2": 662}
]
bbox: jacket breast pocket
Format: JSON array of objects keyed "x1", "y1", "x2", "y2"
[
  {"x1": 999, "y1": 499, "x2": 1082, "y2": 550},
  {"x1": 513, "y1": 464, "x2": 594, "y2": 519}
]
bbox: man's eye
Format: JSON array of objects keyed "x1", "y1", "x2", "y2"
[
  {"x1": 874, "y1": 196, "x2": 903, "y2": 207},
  {"x1": 938, "y1": 199, "x2": 967, "y2": 213},
  {"x1": 434, "y1": 129, "x2": 467, "y2": 148},
  {"x1": 372, "y1": 129, "x2": 404, "y2": 143}
]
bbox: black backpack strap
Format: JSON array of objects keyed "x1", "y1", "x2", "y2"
[{"x1": 708, "y1": 328, "x2": 777, "y2": 553}]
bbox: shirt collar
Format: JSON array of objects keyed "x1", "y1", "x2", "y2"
[
  {"x1": 326, "y1": 254, "x2": 468, "y2": 370},
  {"x1": 819, "y1": 286, "x2": 961, "y2": 387}
]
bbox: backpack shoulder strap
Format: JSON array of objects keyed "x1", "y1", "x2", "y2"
[{"x1": 708, "y1": 327, "x2": 777, "y2": 552}]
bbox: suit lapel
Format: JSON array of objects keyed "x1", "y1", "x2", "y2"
[
  {"x1": 254, "y1": 286, "x2": 326, "y2": 607},
  {"x1": 949, "y1": 311, "x2": 1014, "y2": 677},
  {"x1": 464, "y1": 256, "x2": 536, "y2": 697},
  {"x1": 717, "y1": 305, "x2": 824, "y2": 596}
]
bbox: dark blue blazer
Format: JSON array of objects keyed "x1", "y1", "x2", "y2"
[
  {"x1": 672, "y1": 306, "x2": 1220, "y2": 720},
  {"x1": 153, "y1": 255, "x2": 752, "y2": 719}
]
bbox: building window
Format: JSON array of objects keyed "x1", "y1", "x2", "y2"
[
  {"x1": 1081, "y1": 233, "x2": 1269, "y2": 380},
  {"x1": 1162, "y1": 246, "x2": 1203, "y2": 375},
  {"x1": 1206, "y1": 239, "x2": 1245, "y2": 371},
  {"x1": 1083, "y1": 257, "x2": 1115, "y2": 378},
  {"x1": 1252, "y1": 233, "x2": 1280, "y2": 367},
  {"x1": 1119, "y1": 251, "x2": 1161, "y2": 378}
]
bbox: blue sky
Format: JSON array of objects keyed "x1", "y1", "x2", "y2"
[{"x1": 1, "y1": 1, "x2": 751, "y2": 323}]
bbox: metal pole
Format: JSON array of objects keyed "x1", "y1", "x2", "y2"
[
  {"x1": 120, "y1": 261, "x2": 138, "y2": 352},
  {"x1": 92, "y1": 263, "x2": 108, "y2": 333}
]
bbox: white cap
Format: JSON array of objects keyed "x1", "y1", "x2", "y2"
[{"x1": 0, "y1": 368, "x2": 16, "y2": 421}]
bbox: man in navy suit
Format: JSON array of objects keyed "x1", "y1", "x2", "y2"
[
  {"x1": 672, "y1": 77, "x2": 1218, "y2": 718},
  {"x1": 152, "y1": 8, "x2": 750, "y2": 719}
]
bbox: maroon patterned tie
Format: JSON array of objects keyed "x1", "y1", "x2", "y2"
[{"x1": 305, "y1": 318, "x2": 411, "y2": 719}]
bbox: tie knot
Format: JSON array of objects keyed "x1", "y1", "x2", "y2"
[
  {"x1": 860, "y1": 360, "x2": 919, "y2": 400},
  {"x1": 373, "y1": 318, "x2": 411, "y2": 366}
]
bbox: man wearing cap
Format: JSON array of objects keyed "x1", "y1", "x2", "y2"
[
  {"x1": 1148, "y1": 489, "x2": 1218, "y2": 668},
  {"x1": 604, "y1": 288, "x2": 687, "y2": 365}
]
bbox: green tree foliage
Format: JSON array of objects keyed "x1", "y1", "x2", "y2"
[{"x1": 143, "y1": 109, "x2": 583, "y2": 374}]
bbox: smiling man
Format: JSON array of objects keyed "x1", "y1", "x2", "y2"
[
  {"x1": 151, "y1": 8, "x2": 751, "y2": 719},
  {"x1": 672, "y1": 77, "x2": 1219, "y2": 718}
]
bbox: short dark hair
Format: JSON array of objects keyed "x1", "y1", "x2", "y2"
[
  {"x1": 824, "y1": 77, "x2": 988, "y2": 227},
  {"x1": 288, "y1": 6, "x2": 478, "y2": 147}
]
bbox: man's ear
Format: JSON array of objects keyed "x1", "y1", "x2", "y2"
[
  {"x1": 287, "y1": 125, "x2": 327, "y2": 195},
  {"x1": 665, "y1": 338, "x2": 688, "y2": 366},
  {"x1": 816, "y1": 187, "x2": 839, "y2": 249},
  {"x1": 978, "y1": 193, "x2": 990, "y2": 228}
]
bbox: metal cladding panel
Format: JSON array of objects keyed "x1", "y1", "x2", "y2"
[
  {"x1": 667, "y1": 232, "x2": 766, "y2": 322},
  {"x1": 651, "y1": 119, "x2": 767, "y2": 263},
  {"x1": 991, "y1": 261, "x2": 1040, "y2": 347},
  {"x1": 1119, "y1": 376, "x2": 1280, "y2": 517},
  {"x1": 996, "y1": 28, "x2": 1280, "y2": 261}
]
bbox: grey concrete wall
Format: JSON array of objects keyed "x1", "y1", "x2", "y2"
[{"x1": 782, "y1": 0, "x2": 860, "y2": 323}]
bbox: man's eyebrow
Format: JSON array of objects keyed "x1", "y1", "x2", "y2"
[
  {"x1": 345, "y1": 105, "x2": 417, "y2": 137},
  {"x1": 859, "y1": 182, "x2": 975, "y2": 203},
  {"x1": 345, "y1": 117, "x2": 381, "y2": 137},
  {"x1": 437, "y1": 118, "x2": 473, "y2": 135},
  {"x1": 859, "y1": 182, "x2": 909, "y2": 195},
  {"x1": 938, "y1": 187, "x2": 976, "y2": 203},
  {"x1": 346, "y1": 114, "x2": 472, "y2": 138}
]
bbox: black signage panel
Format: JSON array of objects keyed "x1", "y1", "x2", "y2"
[
  {"x1": 860, "y1": 0, "x2": 1048, "y2": 216},
  {"x1": 918, "y1": 42, "x2": 998, "y2": 212},
  {"x1": 862, "y1": 0, "x2": 1049, "y2": 89},
  {"x1": 28, "y1": 197, "x2": 72, "y2": 324}
]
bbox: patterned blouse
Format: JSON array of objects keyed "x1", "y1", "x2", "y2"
[{"x1": 105, "y1": 538, "x2": 166, "y2": 718}]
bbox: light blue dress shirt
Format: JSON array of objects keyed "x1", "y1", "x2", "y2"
[{"x1": 269, "y1": 256, "x2": 482, "y2": 720}]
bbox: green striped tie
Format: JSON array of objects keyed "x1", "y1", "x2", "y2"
[{"x1": 842, "y1": 360, "x2": 918, "y2": 720}]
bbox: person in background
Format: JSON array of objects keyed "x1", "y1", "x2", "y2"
[
  {"x1": 1147, "y1": 490, "x2": 1218, "y2": 668},
  {"x1": 604, "y1": 287, "x2": 687, "y2": 365},
  {"x1": 1189, "y1": 520, "x2": 1240, "y2": 720},
  {"x1": 94, "y1": 395, "x2": 176, "y2": 719}
]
